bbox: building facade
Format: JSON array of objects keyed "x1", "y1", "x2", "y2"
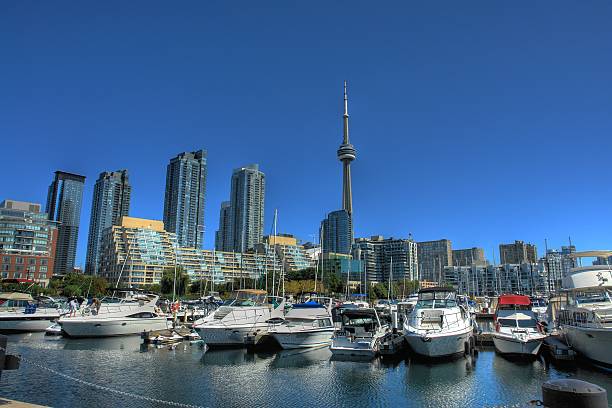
[
  {"x1": 539, "y1": 246, "x2": 576, "y2": 293},
  {"x1": 499, "y1": 240, "x2": 538, "y2": 264},
  {"x1": 320, "y1": 209, "x2": 353, "y2": 255},
  {"x1": 417, "y1": 239, "x2": 452, "y2": 283},
  {"x1": 214, "y1": 201, "x2": 232, "y2": 252},
  {"x1": 255, "y1": 235, "x2": 316, "y2": 273},
  {"x1": 98, "y1": 217, "x2": 177, "y2": 287},
  {"x1": 225, "y1": 164, "x2": 265, "y2": 253},
  {"x1": 85, "y1": 170, "x2": 131, "y2": 275},
  {"x1": 452, "y1": 247, "x2": 486, "y2": 266},
  {"x1": 46, "y1": 171, "x2": 86, "y2": 274},
  {"x1": 163, "y1": 150, "x2": 207, "y2": 249},
  {"x1": 444, "y1": 263, "x2": 547, "y2": 297},
  {"x1": 0, "y1": 200, "x2": 58, "y2": 286},
  {"x1": 352, "y1": 236, "x2": 418, "y2": 283}
]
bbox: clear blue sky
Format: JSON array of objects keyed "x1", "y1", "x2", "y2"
[{"x1": 2, "y1": 1, "x2": 611, "y2": 267}]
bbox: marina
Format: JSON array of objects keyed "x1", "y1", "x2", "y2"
[{"x1": 1, "y1": 331, "x2": 611, "y2": 407}]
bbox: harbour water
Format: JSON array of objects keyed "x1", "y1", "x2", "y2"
[{"x1": 2, "y1": 333, "x2": 611, "y2": 407}]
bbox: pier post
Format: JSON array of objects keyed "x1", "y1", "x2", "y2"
[{"x1": 0, "y1": 334, "x2": 20, "y2": 381}]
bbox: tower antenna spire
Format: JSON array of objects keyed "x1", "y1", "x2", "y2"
[{"x1": 337, "y1": 80, "x2": 356, "y2": 217}]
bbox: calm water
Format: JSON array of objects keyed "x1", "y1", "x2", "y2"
[{"x1": 1, "y1": 332, "x2": 611, "y2": 408}]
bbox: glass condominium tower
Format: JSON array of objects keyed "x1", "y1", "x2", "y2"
[
  {"x1": 46, "y1": 170, "x2": 86, "y2": 274},
  {"x1": 163, "y1": 150, "x2": 207, "y2": 249},
  {"x1": 85, "y1": 170, "x2": 131, "y2": 275},
  {"x1": 216, "y1": 164, "x2": 265, "y2": 253}
]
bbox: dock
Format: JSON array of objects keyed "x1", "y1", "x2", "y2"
[
  {"x1": 379, "y1": 331, "x2": 408, "y2": 357},
  {"x1": 475, "y1": 331, "x2": 494, "y2": 346},
  {"x1": 0, "y1": 398, "x2": 47, "y2": 407}
]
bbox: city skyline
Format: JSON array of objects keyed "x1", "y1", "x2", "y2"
[{"x1": 2, "y1": 2, "x2": 611, "y2": 268}]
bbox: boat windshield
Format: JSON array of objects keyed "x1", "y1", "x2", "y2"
[
  {"x1": 342, "y1": 315, "x2": 376, "y2": 327},
  {"x1": 226, "y1": 291, "x2": 267, "y2": 307},
  {"x1": 286, "y1": 318, "x2": 315, "y2": 327},
  {"x1": 575, "y1": 290, "x2": 612, "y2": 305},
  {"x1": 498, "y1": 317, "x2": 537, "y2": 329},
  {"x1": 416, "y1": 291, "x2": 457, "y2": 309}
]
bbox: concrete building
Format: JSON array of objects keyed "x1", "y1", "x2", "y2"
[
  {"x1": 98, "y1": 217, "x2": 177, "y2": 287},
  {"x1": 163, "y1": 150, "x2": 207, "y2": 249},
  {"x1": 0, "y1": 200, "x2": 58, "y2": 286},
  {"x1": 322, "y1": 252, "x2": 363, "y2": 284},
  {"x1": 46, "y1": 171, "x2": 86, "y2": 274},
  {"x1": 320, "y1": 209, "x2": 353, "y2": 255},
  {"x1": 452, "y1": 247, "x2": 486, "y2": 266},
  {"x1": 352, "y1": 236, "x2": 418, "y2": 283},
  {"x1": 444, "y1": 263, "x2": 547, "y2": 297},
  {"x1": 177, "y1": 247, "x2": 281, "y2": 285},
  {"x1": 214, "y1": 201, "x2": 231, "y2": 252},
  {"x1": 417, "y1": 239, "x2": 452, "y2": 283},
  {"x1": 85, "y1": 170, "x2": 131, "y2": 275},
  {"x1": 222, "y1": 164, "x2": 265, "y2": 253},
  {"x1": 499, "y1": 240, "x2": 537, "y2": 264},
  {"x1": 539, "y1": 246, "x2": 576, "y2": 293},
  {"x1": 255, "y1": 235, "x2": 316, "y2": 273}
]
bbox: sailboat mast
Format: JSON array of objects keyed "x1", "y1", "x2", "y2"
[{"x1": 388, "y1": 256, "x2": 392, "y2": 302}]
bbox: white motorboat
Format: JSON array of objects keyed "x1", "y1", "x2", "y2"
[
  {"x1": 269, "y1": 298, "x2": 335, "y2": 349},
  {"x1": 403, "y1": 287, "x2": 474, "y2": 358},
  {"x1": 330, "y1": 308, "x2": 388, "y2": 358},
  {"x1": 558, "y1": 251, "x2": 612, "y2": 367},
  {"x1": 530, "y1": 297, "x2": 548, "y2": 319},
  {"x1": 59, "y1": 294, "x2": 168, "y2": 337},
  {"x1": 0, "y1": 292, "x2": 64, "y2": 333},
  {"x1": 492, "y1": 294, "x2": 547, "y2": 356},
  {"x1": 192, "y1": 289, "x2": 285, "y2": 347}
]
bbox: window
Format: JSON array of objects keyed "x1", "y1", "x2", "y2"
[
  {"x1": 15, "y1": 265, "x2": 24, "y2": 272},
  {"x1": 15, "y1": 257, "x2": 24, "y2": 264},
  {"x1": 28, "y1": 258, "x2": 36, "y2": 265},
  {"x1": 2, "y1": 264, "x2": 9, "y2": 271},
  {"x1": 2, "y1": 256, "x2": 10, "y2": 264},
  {"x1": 41, "y1": 259, "x2": 48, "y2": 266},
  {"x1": 40, "y1": 266, "x2": 47, "y2": 272}
]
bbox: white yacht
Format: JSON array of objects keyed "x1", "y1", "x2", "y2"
[
  {"x1": 403, "y1": 287, "x2": 474, "y2": 358},
  {"x1": 59, "y1": 294, "x2": 168, "y2": 337},
  {"x1": 268, "y1": 298, "x2": 335, "y2": 349},
  {"x1": 0, "y1": 292, "x2": 64, "y2": 333},
  {"x1": 192, "y1": 289, "x2": 285, "y2": 347},
  {"x1": 492, "y1": 294, "x2": 547, "y2": 356},
  {"x1": 558, "y1": 251, "x2": 612, "y2": 367},
  {"x1": 330, "y1": 308, "x2": 388, "y2": 358}
]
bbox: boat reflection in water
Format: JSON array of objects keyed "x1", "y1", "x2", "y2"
[{"x1": 270, "y1": 347, "x2": 331, "y2": 369}]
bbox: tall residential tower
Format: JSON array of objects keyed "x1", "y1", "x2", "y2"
[
  {"x1": 224, "y1": 164, "x2": 265, "y2": 253},
  {"x1": 163, "y1": 150, "x2": 207, "y2": 248},
  {"x1": 85, "y1": 170, "x2": 131, "y2": 275},
  {"x1": 46, "y1": 171, "x2": 86, "y2": 274}
]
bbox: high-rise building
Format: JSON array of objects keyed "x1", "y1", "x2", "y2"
[
  {"x1": 255, "y1": 235, "x2": 316, "y2": 273},
  {"x1": 85, "y1": 170, "x2": 131, "y2": 275},
  {"x1": 337, "y1": 81, "x2": 357, "y2": 219},
  {"x1": 353, "y1": 235, "x2": 418, "y2": 283},
  {"x1": 46, "y1": 171, "x2": 86, "y2": 274},
  {"x1": 452, "y1": 247, "x2": 486, "y2": 267},
  {"x1": 214, "y1": 201, "x2": 232, "y2": 252},
  {"x1": 98, "y1": 217, "x2": 177, "y2": 286},
  {"x1": 320, "y1": 209, "x2": 353, "y2": 255},
  {"x1": 540, "y1": 246, "x2": 576, "y2": 293},
  {"x1": 163, "y1": 150, "x2": 207, "y2": 249},
  {"x1": 417, "y1": 239, "x2": 452, "y2": 283},
  {"x1": 0, "y1": 200, "x2": 58, "y2": 286},
  {"x1": 499, "y1": 240, "x2": 537, "y2": 264},
  {"x1": 226, "y1": 164, "x2": 265, "y2": 253}
]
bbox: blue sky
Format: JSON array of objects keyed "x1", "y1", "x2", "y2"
[{"x1": 1, "y1": 1, "x2": 611, "y2": 267}]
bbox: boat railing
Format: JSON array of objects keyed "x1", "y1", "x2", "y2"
[
  {"x1": 558, "y1": 308, "x2": 612, "y2": 329},
  {"x1": 409, "y1": 308, "x2": 470, "y2": 334}
]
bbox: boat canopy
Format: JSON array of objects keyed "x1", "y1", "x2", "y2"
[
  {"x1": 0, "y1": 292, "x2": 34, "y2": 301},
  {"x1": 234, "y1": 289, "x2": 267, "y2": 295},
  {"x1": 293, "y1": 300, "x2": 325, "y2": 309},
  {"x1": 418, "y1": 287, "x2": 455, "y2": 294},
  {"x1": 568, "y1": 250, "x2": 612, "y2": 259},
  {"x1": 341, "y1": 308, "x2": 377, "y2": 319},
  {"x1": 498, "y1": 295, "x2": 531, "y2": 306}
]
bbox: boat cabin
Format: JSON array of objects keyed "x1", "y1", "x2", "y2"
[
  {"x1": 339, "y1": 309, "x2": 382, "y2": 336},
  {"x1": 0, "y1": 292, "x2": 34, "y2": 308},
  {"x1": 415, "y1": 287, "x2": 458, "y2": 309}
]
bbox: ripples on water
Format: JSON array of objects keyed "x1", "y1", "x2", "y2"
[{"x1": 1, "y1": 333, "x2": 611, "y2": 408}]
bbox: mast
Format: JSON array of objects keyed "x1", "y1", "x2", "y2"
[
  {"x1": 388, "y1": 256, "x2": 392, "y2": 302},
  {"x1": 271, "y1": 209, "x2": 278, "y2": 297}
]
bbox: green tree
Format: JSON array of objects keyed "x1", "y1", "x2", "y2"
[{"x1": 160, "y1": 267, "x2": 190, "y2": 296}]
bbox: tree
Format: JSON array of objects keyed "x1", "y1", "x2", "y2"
[
  {"x1": 160, "y1": 267, "x2": 190, "y2": 296},
  {"x1": 48, "y1": 273, "x2": 109, "y2": 297}
]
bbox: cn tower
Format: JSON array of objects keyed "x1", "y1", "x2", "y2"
[{"x1": 337, "y1": 80, "x2": 356, "y2": 217}]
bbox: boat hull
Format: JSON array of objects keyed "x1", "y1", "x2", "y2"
[
  {"x1": 195, "y1": 323, "x2": 269, "y2": 346},
  {"x1": 271, "y1": 329, "x2": 334, "y2": 349},
  {"x1": 562, "y1": 325, "x2": 612, "y2": 366},
  {"x1": 0, "y1": 317, "x2": 58, "y2": 333},
  {"x1": 492, "y1": 333, "x2": 543, "y2": 356},
  {"x1": 404, "y1": 327, "x2": 472, "y2": 358},
  {"x1": 330, "y1": 337, "x2": 378, "y2": 358},
  {"x1": 60, "y1": 317, "x2": 169, "y2": 338}
]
